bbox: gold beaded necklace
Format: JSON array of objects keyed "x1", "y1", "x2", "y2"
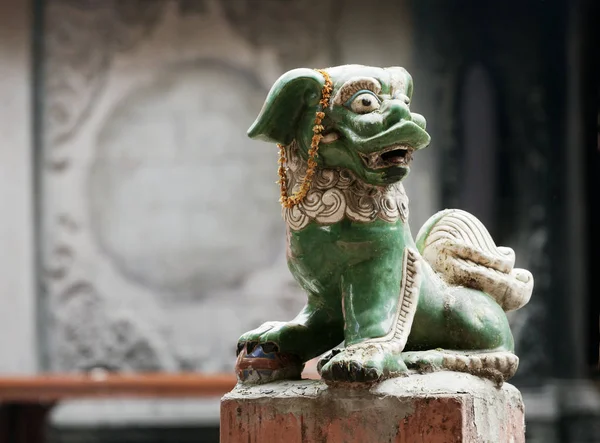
[{"x1": 277, "y1": 69, "x2": 333, "y2": 209}]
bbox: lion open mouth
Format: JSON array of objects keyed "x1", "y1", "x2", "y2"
[{"x1": 359, "y1": 144, "x2": 414, "y2": 169}]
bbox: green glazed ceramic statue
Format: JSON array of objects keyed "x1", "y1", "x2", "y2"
[{"x1": 235, "y1": 65, "x2": 534, "y2": 385}]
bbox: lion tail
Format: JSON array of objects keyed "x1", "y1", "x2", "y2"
[{"x1": 415, "y1": 209, "x2": 533, "y2": 312}]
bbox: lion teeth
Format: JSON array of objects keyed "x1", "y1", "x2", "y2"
[{"x1": 358, "y1": 144, "x2": 413, "y2": 169}]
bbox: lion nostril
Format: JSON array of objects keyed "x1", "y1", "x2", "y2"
[
  {"x1": 384, "y1": 100, "x2": 411, "y2": 128},
  {"x1": 411, "y1": 113, "x2": 427, "y2": 130}
]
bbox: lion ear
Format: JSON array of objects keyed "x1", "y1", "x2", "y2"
[{"x1": 247, "y1": 68, "x2": 325, "y2": 145}]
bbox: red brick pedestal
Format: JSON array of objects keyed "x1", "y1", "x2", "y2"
[{"x1": 220, "y1": 372, "x2": 525, "y2": 443}]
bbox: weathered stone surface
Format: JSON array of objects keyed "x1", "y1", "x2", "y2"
[{"x1": 221, "y1": 372, "x2": 525, "y2": 443}]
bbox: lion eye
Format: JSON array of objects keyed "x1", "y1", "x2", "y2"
[{"x1": 346, "y1": 91, "x2": 381, "y2": 114}]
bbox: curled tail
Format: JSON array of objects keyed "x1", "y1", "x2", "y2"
[{"x1": 416, "y1": 209, "x2": 533, "y2": 312}]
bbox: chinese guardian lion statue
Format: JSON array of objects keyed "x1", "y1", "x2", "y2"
[{"x1": 235, "y1": 65, "x2": 533, "y2": 385}]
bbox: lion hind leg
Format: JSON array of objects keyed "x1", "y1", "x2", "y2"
[{"x1": 403, "y1": 350, "x2": 519, "y2": 384}]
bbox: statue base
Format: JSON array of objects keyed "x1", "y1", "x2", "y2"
[{"x1": 220, "y1": 372, "x2": 525, "y2": 443}]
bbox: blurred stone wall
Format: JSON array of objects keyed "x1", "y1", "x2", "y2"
[
  {"x1": 0, "y1": 0, "x2": 36, "y2": 374},
  {"x1": 39, "y1": 0, "x2": 434, "y2": 377}
]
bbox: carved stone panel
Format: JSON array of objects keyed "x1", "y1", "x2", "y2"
[
  {"x1": 40, "y1": 0, "x2": 337, "y2": 373},
  {"x1": 40, "y1": 0, "x2": 422, "y2": 377}
]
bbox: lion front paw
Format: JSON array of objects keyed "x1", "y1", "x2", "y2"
[
  {"x1": 318, "y1": 344, "x2": 408, "y2": 383},
  {"x1": 402, "y1": 350, "x2": 445, "y2": 372},
  {"x1": 236, "y1": 320, "x2": 311, "y2": 359},
  {"x1": 235, "y1": 321, "x2": 308, "y2": 384},
  {"x1": 235, "y1": 341, "x2": 303, "y2": 384}
]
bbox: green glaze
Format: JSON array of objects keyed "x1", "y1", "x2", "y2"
[{"x1": 236, "y1": 65, "x2": 533, "y2": 385}]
